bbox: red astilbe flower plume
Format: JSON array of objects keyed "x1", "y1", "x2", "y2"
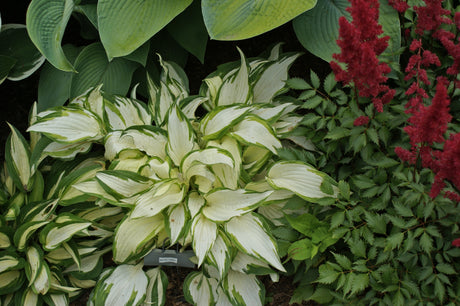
[
  {"x1": 389, "y1": 0, "x2": 409, "y2": 13},
  {"x1": 330, "y1": 0, "x2": 395, "y2": 113},
  {"x1": 395, "y1": 77, "x2": 452, "y2": 168},
  {"x1": 430, "y1": 132, "x2": 460, "y2": 200},
  {"x1": 414, "y1": 0, "x2": 452, "y2": 35}
]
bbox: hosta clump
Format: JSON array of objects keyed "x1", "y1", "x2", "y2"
[
  {"x1": 27, "y1": 45, "x2": 338, "y2": 305},
  {"x1": 0, "y1": 107, "x2": 119, "y2": 304}
]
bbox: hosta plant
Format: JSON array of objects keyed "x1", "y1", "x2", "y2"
[
  {"x1": 24, "y1": 45, "x2": 338, "y2": 305},
  {"x1": 0, "y1": 106, "x2": 119, "y2": 304}
]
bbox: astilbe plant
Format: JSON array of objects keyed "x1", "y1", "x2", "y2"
[
  {"x1": 22, "y1": 45, "x2": 338, "y2": 305},
  {"x1": 273, "y1": 0, "x2": 460, "y2": 304}
]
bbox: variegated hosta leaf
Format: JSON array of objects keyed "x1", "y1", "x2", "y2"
[
  {"x1": 242, "y1": 146, "x2": 271, "y2": 176},
  {"x1": 131, "y1": 180, "x2": 185, "y2": 218},
  {"x1": 166, "y1": 106, "x2": 197, "y2": 166},
  {"x1": 0, "y1": 269, "x2": 24, "y2": 296},
  {"x1": 105, "y1": 96, "x2": 152, "y2": 130},
  {"x1": 43, "y1": 141, "x2": 92, "y2": 160},
  {"x1": 273, "y1": 114, "x2": 303, "y2": 135},
  {"x1": 32, "y1": 259, "x2": 51, "y2": 294},
  {"x1": 267, "y1": 161, "x2": 338, "y2": 201},
  {"x1": 217, "y1": 48, "x2": 250, "y2": 106},
  {"x1": 144, "y1": 267, "x2": 168, "y2": 306},
  {"x1": 181, "y1": 147, "x2": 234, "y2": 181},
  {"x1": 0, "y1": 254, "x2": 24, "y2": 274},
  {"x1": 252, "y1": 53, "x2": 302, "y2": 103},
  {"x1": 202, "y1": 189, "x2": 272, "y2": 222},
  {"x1": 225, "y1": 213, "x2": 285, "y2": 272},
  {"x1": 64, "y1": 247, "x2": 111, "y2": 278},
  {"x1": 207, "y1": 136, "x2": 242, "y2": 190},
  {"x1": 39, "y1": 218, "x2": 92, "y2": 251},
  {"x1": 224, "y1": 270, "x2": 264, "y2": 306},
  {"x1": 200, "y1": 105, "x2": 250, "y2": 140},
  {"x1": 72, "y1": 179, "x2": 119, "y2": 205},
  {"x1": 231, "y1": 252, "x2": 272, "y2": 275},
  {"x1": 90, "y1": 263, "x2": 148, "y2": 306},
  {"x1": 83, "y1": 85, "x2": 105, "y2": 119},
  {"x1": 166, "y1": 203, "x2": 187, "y2": 244},
  {"x1": 45, "y1": 246, "x2": 97, "y2": 265},
  {"x1": 231, "y1": 115, "x2": 281, "y2": 154},
  {"x1": 58, "y1": 164, "x2": 104, "y2": 205},
  {"x1": 250, "y1": 103, "x2": 298, "y2": 122},
  {"x1": 77, "y1": 206, "x2": 123, "y2": 222},
  {"x1": 183, "y1": 271, "x2": 215, "y2": 305},
  {"x1": 207, "y1": 233, "x2": 232, "y2": 278},
  {"x1": 5, "y1": 124, "x2": 33, "y2": 191},
  {"x1": 140, "y1": 157, "x2": 170, "y2": 180},
  {"x1": 0, "y1": 232, "x2": 11, "y2": 248},
  {"x1": 104, "y1": 127, "x2": 168, "y2": 161},
  {"x1": 14, "y1": 220, "x2": 49, "y2": 251},
  {"x1": 181, "y1": 96, "x2": 208, "y2": 119},
  {"x1": 191, "y1": 214, "x2": 217, "y2": 267},
  {"x1": 187, "y1": 191, "x2": 205, "y2": 219},
  {"x1": 245, "y1": 181, "x2": 294, "y2": 203},
  {"x1": 159, "y1": 55, "x2": 189, "y2": 97},
  {"x1": 27, "y1": 108, "x2": 104, "y2": 143},
  {"x1": 113, "y1": 213, "x2": 164, "y2": 263},
  {"x1": 95, "y1": 170, "x2": 151, "y2": 199}
]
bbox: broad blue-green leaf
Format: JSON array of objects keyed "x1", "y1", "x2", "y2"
[
  {"x1": 97, "y1": 0, "x2": 193, "y2": 58},
  {"x1": 202, "y1": 0, "x2": 317, "y2": 40},
  {"x1": 26, "y1": 0, "x2": 75, "y2": 71},
  {"x1": 37, "y1": 44, "x2": 80, "y2": 111},
  {"x1": 167, "y1": 1, "x2": 208, "y2": 63},
  {"x1": 0, "y1": 24, "x2": 45, "y2": 80},
  {"x1": 70, "y1": 43, "x2": 138, "y2": 99},
  {"x1": 293, "y1": 0, "x2": 349, "y2": 62},
  {"x1": 293, "y1": 0, "x2": 400, "y2": 64}
]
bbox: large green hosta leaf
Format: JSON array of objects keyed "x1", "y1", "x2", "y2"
[
  {"x1": 202, "y1": 0, "x2": 317, "y2": 40},
  {"x1": 26, "y1": 0, "x2": 75, "y2": 71},
  {"x1": 70, "y1": 43, "x2": 138, "y2": 99},
  {"x1": 293, "y1": 0, "x2": 400, "y2": 64},
  {"x1": 97, "y1": 0, "x2": 193, "y2": 58}
]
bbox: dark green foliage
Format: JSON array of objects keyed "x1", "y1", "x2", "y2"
[{"x1": 278, "y1": 72, "x2": 460, "y2": 305}]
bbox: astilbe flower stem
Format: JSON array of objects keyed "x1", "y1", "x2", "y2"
[{"x1": 330, "y1": 0, "x2": 395, "y2": 115}]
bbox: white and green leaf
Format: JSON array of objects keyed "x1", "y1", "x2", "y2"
[
  {"x1": 203, "y1": 189, "x2": 272, "y2": 222},
  {"x1": 267, "y1": 161, "x2": 338, "y2": 202},
  {"x1": 113, "y1": 213, "x2": 164, "y2": 263},
  {"x1": 191, "y1": 214, "x2": 217, "y2": 267},
  {"x1": 225, "y1": 213, "x2": 285, "y2": 272},
  {"x1": 28, "y1": 108, "x2": 103, "y2": 143},
  {"x1": 231, "y1": 115, "x2": 281, "y2": 154}
]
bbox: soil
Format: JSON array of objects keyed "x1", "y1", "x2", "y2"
[{"x1": 1, "y1": 3, "x2": 329, "y2": 305}]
